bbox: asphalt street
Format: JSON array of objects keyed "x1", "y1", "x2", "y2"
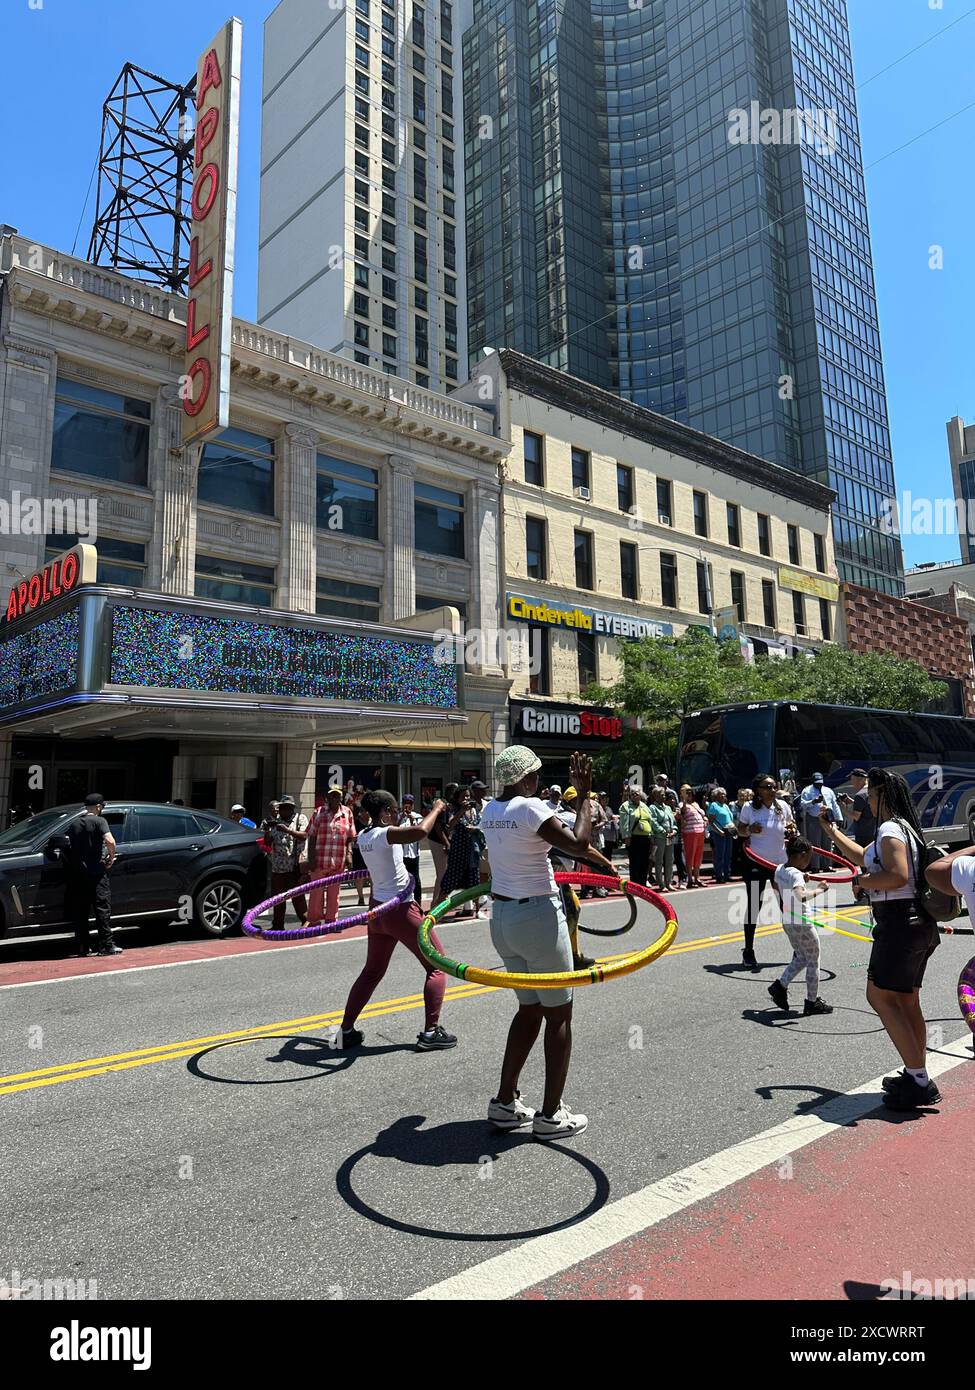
[{"x1": 1, "y1": 880, "x2": 972, "y2": 1301}]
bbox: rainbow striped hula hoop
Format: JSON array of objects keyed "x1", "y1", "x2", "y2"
[
  {"x1": 958, "y1": 956, "x2": 975, "y2": 1034},
  {"x1": 554, "y1": 870, "x2": 639, "y2": 937},
  {"x1": 241, "y1": 869, "x2": 414, "y2": 942},
  {"x1": 416, "y1": 878, "x2": 678, "y2": 990},
  {"x1": 745, "y1": 842, "x2": 858, "y2": 884}
]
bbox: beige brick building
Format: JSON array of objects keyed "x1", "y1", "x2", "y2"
[{"x1": 457, "y1": 350, "x2": 839, "y2": 711}]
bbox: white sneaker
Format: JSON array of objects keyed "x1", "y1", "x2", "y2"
[
  {"x1": 487, "y1": 1091, "x2": 535, "y2": 1130},
  {"x1": 532, "y1": 1104, "x2": 588, "y2": 1142}
]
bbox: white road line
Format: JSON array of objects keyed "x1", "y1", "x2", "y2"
[{"x1": 410, "y1": 1033, "x2": 974, "y2": 1301}]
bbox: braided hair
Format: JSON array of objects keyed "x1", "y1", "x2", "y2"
[{"x1": 867, "y1": 767, "x2": 922, "y2": 837}]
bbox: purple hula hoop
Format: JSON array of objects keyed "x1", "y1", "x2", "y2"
[
  {"x1": 958, "y1": 956, "x2": 975, "y2": 1034},
  {"x1": 241, "y1": 869, "x2": 414, "y2": 942}
]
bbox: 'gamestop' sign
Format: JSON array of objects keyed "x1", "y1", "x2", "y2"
[
  {"x1": 515, "y1": 704, "x2": 623, "y2": 741},
  {"x1": 182, "y1": 17, "x2": 242, "y2": 446}
]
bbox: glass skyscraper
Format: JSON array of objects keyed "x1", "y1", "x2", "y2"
[{"x1": 463, "y1": 0, "x2": 903, "y2": 594}]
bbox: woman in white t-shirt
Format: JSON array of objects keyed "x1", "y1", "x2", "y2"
[
  {"x1": 479, "y1": 746, "x2": 598, "y2": 1143},
  {"x1": 736, "y1": 774, "x2": 796, "y2": 970},
  {"x1": 821, "y1": 768, "x2": 941, "y2": 1112}
]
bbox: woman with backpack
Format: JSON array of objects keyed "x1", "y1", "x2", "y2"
[{"x1": 819, "y1": 767, "x2": 941, "y2": 1112}]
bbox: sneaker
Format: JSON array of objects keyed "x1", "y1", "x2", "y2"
[
  {"x1": 335, "y1": 1026, "x2": 364, "y2": 1049},
  {"x1": 803, "y1": 997, "x2": 833, "y2": 1016},
  {"x1": 533, "y1": 1104, "x2": 588, "y2": 1143},
  {"x1": 882, "y1": 1076, "x2": 942, "y2": 1111},
  {"x1": 742, "y1": 947, "x2": 758, "y2": 971},
  {"x1": 882, "y1": 1069, "x2": 911, "y2": 1093},
  {"x1": 487, "y1": 1091, "x2": 535, "y2": 1130},
  {"x1": 416, "y1": 1024, "x2": 457, "y2": 1051},
  {"x1": 573, "y1": 952, "x2": 597, "y2": 970},
  {"x1": 96, "y1": 943, "x2": 123, "y2": 956},
  {"x1": 768, "y1": 980, "x2": 789, "y2": 1010}
]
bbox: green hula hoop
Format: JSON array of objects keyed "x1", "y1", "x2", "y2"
[{"x1": 417, "y1": 880, "x2": 678, "y2": 990}]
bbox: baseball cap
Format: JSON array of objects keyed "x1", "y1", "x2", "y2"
[
  {"x1": 812, "y1": 773, "x2": 824, "y2": 785},
  {"x1": 548, "y1": 783, "x2": 563, "y2": 797},
  {"x1": 326, "y1": 785, "x2": 344, "y2": 796},
  {"x1": 279, "y1": 793, "x2": 296, "y2": 805},
  {"x1": 403, "y1": 793, "x2": 415, "y2": 802},
  {"x1": 495, "y1": 745, "x2": 543, "y2": 785},
  {"x1": 231, "y1": 803, "x2": 246, "y2": 812},
  {"x1": 470, "y1": 780, "x2": 487, "y2": 791},
  {"x1": 851, "y1": 768, "x2": 867, "y2": 778},
  {"x1": 562, "y1": 787, "x2": 578, "y2": 802},
  {"x1": 84, "y1": 792, "x2": 105, "y2": 807}
]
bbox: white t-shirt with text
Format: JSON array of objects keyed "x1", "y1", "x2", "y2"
[
  {"x1": 863, "y1": 819, "x2": 916, "y2": 902},
  {"x1": 739, "y1": 798, "x2": 793, "y2": 865},
  {"x1": 950, "y1": 855, "x2": 975, "y2": 920},
  {"x1": 356, "y1": 825, "x2": 411, "y2": 904},
  {"x1": 774, "y1": 863, "x2": 807, "y2": 927},
  {"x1": 480, "y1": 796, "x2": 558, "y2": 898}
]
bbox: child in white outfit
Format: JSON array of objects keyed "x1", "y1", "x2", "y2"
[{"x1": 769, "y1": 836, "x2": 833, "y2": 1016}]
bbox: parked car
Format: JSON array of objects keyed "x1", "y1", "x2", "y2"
[{"x1": 0, "y1": 802, "x2": 268, "y2": 939}]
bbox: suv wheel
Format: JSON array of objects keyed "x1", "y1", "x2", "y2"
[{"x1": 194, "y1": 877, "x2": 244, "y2": 936}]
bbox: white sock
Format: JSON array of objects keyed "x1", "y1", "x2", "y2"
[{"x1": 906, "y1": 1067, "x2": 929, "y2": 1086}]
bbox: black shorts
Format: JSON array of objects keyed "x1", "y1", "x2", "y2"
[{"x1": 868, "y1": 900, "x2": 940, "y2": 993}]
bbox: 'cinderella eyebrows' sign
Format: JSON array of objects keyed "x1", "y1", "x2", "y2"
[{"x1": 109, "y1": 608, "x2": 459, "y2": 708}]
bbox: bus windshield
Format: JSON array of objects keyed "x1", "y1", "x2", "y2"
[{"x1": 678, "y1": 707, "x2": 775, "y2": 791}]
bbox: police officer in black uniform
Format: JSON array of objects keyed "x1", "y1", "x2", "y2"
[{"x1": 66, "y1": 793, "x2": 121, "y2": 957}]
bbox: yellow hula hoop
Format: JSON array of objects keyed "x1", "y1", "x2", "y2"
[{"x1": 417, "y1": 877, "x2": 678, "y2": 989}]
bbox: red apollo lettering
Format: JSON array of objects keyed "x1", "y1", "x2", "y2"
[
  {"x1": 195, "y1": 105, "x2": 220, "y2": 166},
  {"x1": 185, "y1": 299, "x2": 210, "y2": 352},
  {"x1": 5, "y1": 591, "x2": 17, "y2": 623},
  {"x1": 17, "y1": 581, "x2": 28, "y2": 612},
  {"x1": 61, "y1": 551, "x2": 78, "y2": 591},
  {"x1": 187, "y1": 236, "x2": 212, "y2": 290},
  {"x1": 27, "y1": 574, "x2": 42, "y2": 610},
  {"x1": 184, "y1": 357, "x2": 212, "y2": 416},
  {"x1": 192, "y1": 163, "x2": 220, "y2": 221},
  {"x1": 196, "y1": 48, "x2": 222, "y2": 109}
]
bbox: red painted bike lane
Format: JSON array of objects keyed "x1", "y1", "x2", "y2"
[{"x1": 519, "y1": 1061, "x2": 975, "y2": 1301}]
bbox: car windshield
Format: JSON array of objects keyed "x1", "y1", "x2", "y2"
[{"x1": 0, "y1": 808, "x2": 79, "y2": 849}]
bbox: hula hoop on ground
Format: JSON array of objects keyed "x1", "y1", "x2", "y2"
[
  {"x1": 417, "y1": 877, "x2": 677, "y2": 989},
  {"x1": 745, "y1": 842, "x2": 858, "y2": 883},
  {"x1": 958, "y1": 957, "x2": 975, "y2": 1033},
  {"x1": 555, "y1": 870, "x2": 639, "y2": 937},
  {"x1": 241, "y1": 870, "x2": 414, "y2": 941}
]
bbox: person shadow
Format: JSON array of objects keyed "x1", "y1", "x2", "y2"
[{"x1": 336, "y1": 1116, "x2": 611, "y2": 1242}]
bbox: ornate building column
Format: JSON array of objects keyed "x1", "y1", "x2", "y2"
[
  {"x1": 386, "y1": 453, "x2": 416, "y2": 621},
  {"x1": 471, "y1": 476, "x2": 503, "y2": 677},
  {"x1": 154, "y1": 384, "x2": 198, "y2": 596},
  {"x1": 280, "y1": 423, "x2": 318, "y2": 614}
]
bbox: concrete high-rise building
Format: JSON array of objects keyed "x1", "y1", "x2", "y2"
[
  {"x1": 258, "y1": 0, "x2": 466, "y2": 392},
  {"x1": 947, "y1": 416, "x2": 975, "y2": 564},
  {"x1": 462, "y1": 0, "x2": 903, "y2": 596}
]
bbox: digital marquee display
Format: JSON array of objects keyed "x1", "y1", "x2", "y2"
[
  {"x1": 109, "y1": 607, "x2": 459, "y2": 709},
  {"x1": 0, "y1": 609, "x2": 79, "y2": 710}
]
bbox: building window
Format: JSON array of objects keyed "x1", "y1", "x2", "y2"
[
  {"x1": 758, "y1": 513, "x2": 771, "y2": 557},
  {"x1": 528, "y1": 625, "x2": 550, "y2": 696},
  {"x1": 52, "y1": 377, "x2": 150, "y2": 488},
  {"x1": 788, "y1": 524, "x2": 801, "y2": 566},
  {"x1": 571, "y1": 447, "x2": 590, "y2": 492},
  {"x1": 820, "y1": 598, "x2": 831, "y2": 640},
  {"x1": 693, "y1": 490, "x2": 708, "y2": 538},
  {"x1": 617, "y1": 464, "x2": 634, "y2": 515},
  {"x1": 44, "y1": 533, "x2": 146, "y2": 587},
  {"x1": 574, "y1": 530, "x2": 594, "y2": 589},
  {"x1": 524, "y1": 431, "x2": 544, "y2": 485},
  {"x1": 415, "y1": 482, "x2": 465, "y2": 558},
  {"x1": 316, "y1": 455, "x2": 379, "y2": 539},
  {"x1": 195, "y1": 555, "x2": 275, "y2": 607},
  {"x1": 577, "y1": 631, "x2": 597, "y2": 692},
  {"x1": 620, "y1": 541, "x2": 638, "y2": 600},
  {"x1": 198, "y1": 428, "x2": 275, "y2": 516},
  {"x1": 316, "y1": 576, "x2": 381, "y2": 623},
  {"x1": 731, "y1": 571, "x2": 746, "y2": 623},
  {"x1": 762, "y1": 579, "x2": 776, "y2": 628},
  {"x1": 656, "y1": 479, "x2": 672, "y2": 526},
  {"x1": 354, "y1": 322, "x2": 370, "y2": 346},
  {"x1": 792, "y1": 591, "x2": 806, "y2": 635},
  {"x1": 660, "y1": 553, "x2": 677, "y2": 609},
  {"x1": 815, "y1": 534, "x2": 827, "y2": 574},
  {"x1": 696, "y1": 561, "x2": 711, "y2": 615},
  {"x1": 727, "y1": 503, "x2": 741, "y2": 548},
  {"x1": 526, "y1": 517, "x2": 547, "y2": 580},
  {"x1": 415, "y1": 593, "x2": 468, "y2": 621}
]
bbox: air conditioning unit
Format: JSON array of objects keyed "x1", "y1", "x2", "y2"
[
  {"x1": 659, "y1": 515, "x2": 672, "y2": 526},
  {"x1": 574, "y1": 486, "x2": 591, "y2": 501}
]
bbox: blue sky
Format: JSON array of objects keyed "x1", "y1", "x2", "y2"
[{"x1": 1, "y1": 0, "x2": 972, "y2": 569}]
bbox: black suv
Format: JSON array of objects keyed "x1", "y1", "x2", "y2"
[{"x1": 0, "y1": 803, "x2": 269, "y2": 939}]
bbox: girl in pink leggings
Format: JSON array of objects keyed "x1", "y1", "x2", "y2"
[
  {"x1": 339, "y1": 790, "x2": 457, "y2": 1053},
  {"x1": 678, "y1": 784, "x2": 707, "y2": 887}
]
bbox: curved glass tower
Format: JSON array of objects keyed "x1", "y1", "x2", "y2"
[{"x1": 463, "y1": 0, "x2": 903, "y2": 594}]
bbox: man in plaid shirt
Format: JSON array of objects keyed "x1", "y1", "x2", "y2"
[{"x1": 306, "y1": 786, "x2": 357, "y2": 927}]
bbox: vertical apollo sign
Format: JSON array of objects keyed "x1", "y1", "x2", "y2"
[{"x1": 182, "y1": 17, "x2": 242, "y2": 446}]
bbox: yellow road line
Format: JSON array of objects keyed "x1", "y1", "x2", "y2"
[{"x1": 0, "y1": 917, "x2": 848, "y2": 1099}]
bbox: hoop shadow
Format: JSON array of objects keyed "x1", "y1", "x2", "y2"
[
  {"x1": 742, "y1": 1005, "x2": 885, "y2": 1036},
  {"x1": 187, "y1": 1034, "x2": 411, "y2": 1085},
  {"x1": 336, "y1": 1115, "x2": 610, "y2": 1242},
  {"x1": 703, "y1": 962, "x2": 837, "y2": 984}
]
